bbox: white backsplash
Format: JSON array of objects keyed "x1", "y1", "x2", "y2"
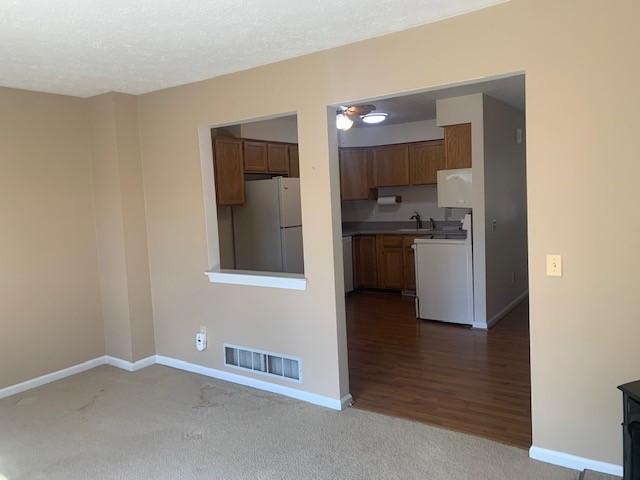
[{"x1": 341, "y1": 184, "x2": 467, "y2": 223}]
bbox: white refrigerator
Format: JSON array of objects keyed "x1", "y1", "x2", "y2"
[{"x1": 232, "y1": 177, "x2": 304, "y2": 274}]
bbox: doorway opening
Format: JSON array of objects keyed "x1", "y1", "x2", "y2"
[{"x1": 334, "y1": 74, "x2": 531, "y2": 448}]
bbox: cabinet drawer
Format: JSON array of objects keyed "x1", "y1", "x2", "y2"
[{"x1": 381, "y1": 235, "x2": 403, "y2": 247}]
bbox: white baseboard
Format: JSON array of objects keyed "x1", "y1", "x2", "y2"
[
  {"x1": 105, "y1": 355, "x2": 156, "y2": 372},
  {"x1": 1, "y1": 353, "x2": 351, "y2": 412},
  {"x1": 0, "y1": 356, "x2": 105, "y2": 400},
  {"x1": 529, "y1": 446, "x2": 622, "y2": 477},
  {"x1": 486, "y1": 289, "x2": 529, "y2": 328},
  {"x1": 155, "y1": 355, "x2": 349, "y2": 411}
]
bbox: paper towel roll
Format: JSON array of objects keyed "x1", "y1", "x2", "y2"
[{"x1": 377, "y1": 195, "x2": 400, "y2": 205}]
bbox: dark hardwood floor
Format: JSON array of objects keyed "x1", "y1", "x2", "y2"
[{"x1": 346, "y1": 290, "x2": 532, "y2": 448}]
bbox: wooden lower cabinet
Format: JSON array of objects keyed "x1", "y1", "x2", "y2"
[
  {"x1": 351, "y1": 234, "x2": 419, "y2": 291},
  {"x1": 402, "y1": 236, "x2": 417, "y2": 290},
  {"x1": 377, "y1": 235, "x2": 404, "y2": 289},
  {"x1": 353, "y1": 235, "x2": 378, "y2": 288}
]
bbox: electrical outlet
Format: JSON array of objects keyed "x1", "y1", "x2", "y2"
[
  {"x1": 196, "y1": 330, "x2": 207, "y2": 351},
  {"x1": 546, "y1": 254, "x2": 562, "y2": 277}
]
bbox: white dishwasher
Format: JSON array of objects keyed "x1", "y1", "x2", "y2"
[
  {"x1": 342, "y1": 235, "x2": 354, "y2": 293},
  {"x1": 414, "y1": 214, "x2": 474, "y2": 325}
]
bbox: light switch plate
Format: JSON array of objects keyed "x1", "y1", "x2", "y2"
[{"x1": 546, "y1": 254, "x2": 562, "y2": 277}]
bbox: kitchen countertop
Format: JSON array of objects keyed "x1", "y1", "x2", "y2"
[{"x1": 342, "y1": 221, "x2": 466, "y2": 238}]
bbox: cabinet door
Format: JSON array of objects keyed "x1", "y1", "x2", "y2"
[
  {"x1": 444, "y1": 123, "x2": 472, "y2": 169},
  {"x1": 402, "y1": 236, "x2": 417, "y2": 290},
  {"x1": 213, "y1": 137, "x2": 245, "y2": 206},
  {"x1": 340, "y1": 148, "x2": 372, "y2": 200},
  {"x1": 377, "y1": 235, "x2": 404, "y2": 290},
  {"x1": 267, "y1": 143, "x2": 289, "y2": 173},
  {"x1": 374, "y1": 144, "x2": 410, "y2": 186},
  {"x1": 288, "y1": 144, "x2": 299, "y2": 178},
  {"x1": 353, "y1": 235, "x2": 378, "y2": 288},
  {"x1": 410, "y1": 140, "x2": 445, "y2": 185},
  {"x1": 243, "y1": 140, "x2": 268, "y2": 172}
]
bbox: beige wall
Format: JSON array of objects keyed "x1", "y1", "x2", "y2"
[
  {"x1": 89, "y1": 93, "x2": 155, "y2": 362},
  {"x1": 2, "y1": 0, "x2": 637, "y2": 467},
  {"x1": 482, "y1": 95, "x2": 528, "y2": 323},
  {"x1": 0, "y1": 88, "x2": 104, "y2": 387},
  {"x1": 135, "y1": 0, "x2": 640, "y2": 465}
]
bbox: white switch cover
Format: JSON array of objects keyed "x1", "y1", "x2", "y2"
[
  {"x1": 196, "y1": 329, "x2": 207, "y2": 351},
  {"x1": 546, "y1": 254, "x2": 562, "y2": 277}
]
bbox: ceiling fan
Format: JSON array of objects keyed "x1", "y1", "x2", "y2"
[{"x1": 336, "y1": 104, "x2": 388, "y2": 130}]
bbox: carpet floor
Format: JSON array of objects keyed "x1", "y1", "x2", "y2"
[{"x1": 0, "y1": 365, "x2": 579, "y2": 480}]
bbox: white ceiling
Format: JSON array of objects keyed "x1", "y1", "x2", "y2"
[
  {"x1": 0, "y1": 0, "x2": 508, "y2": 97},
  {"x1": 350, "y1": 74, "x2": 525, "y2": 127}
]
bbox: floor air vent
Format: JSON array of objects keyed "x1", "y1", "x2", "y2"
[{"x1": 224, "y1": 344, "x2": 302, "y2": 382}]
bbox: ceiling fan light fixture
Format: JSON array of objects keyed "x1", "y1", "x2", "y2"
[
  {"x1": 361, "y1": 112, "x2": 388, "y2": 124},
  {"x1": 336, "y1": 112, "x2": 353, "y2": 131}
]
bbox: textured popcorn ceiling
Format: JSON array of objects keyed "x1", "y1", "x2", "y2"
[{"x1": 0, "y1": 0, "x2": 508, "y2": 97}]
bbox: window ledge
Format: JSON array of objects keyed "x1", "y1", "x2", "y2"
[{"x1": 205, "y1": 269, "x2": 307, "y2": 291}]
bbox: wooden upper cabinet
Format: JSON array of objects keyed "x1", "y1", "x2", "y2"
[
  {"x1": 353, "y1": 235, "x2": 378, "y2": 288},
  {"x1": 267, "y1": 143, "x2": 289, "y2": 173},
  {"x1": 410, "y1": 140, "x2": 445, "y2": 185},
  {"x1": 213, "y1": 137, "x2": 245, "y2": 206},
  {"x1": 374, "y1": 144, "x2": 410, "y2": 187},
  {"x1": 444, "y1": 123, "x2": 472, "y2": 169},
  {"x1": 376, "y1": 235, "x2": 404, "y2": 290},
  {"x1": 340, "y1": 148, "x2": 372, "y2": 200},
  {"x1": 288, "y1": 144, "x2": 299, "y2": 178},
  {"x1": 243, "y1": 140, "x2": 268, "y2": 172}
]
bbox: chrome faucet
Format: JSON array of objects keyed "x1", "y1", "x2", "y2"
[
  {"x1": 429, "y1": 217, "x2": 437, "y2": 231},
  {"x1": 410, "y1": 211, "x2": 423, "y2": 229}
]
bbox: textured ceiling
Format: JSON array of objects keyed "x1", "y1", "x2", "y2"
[{"x1": 0, "y1": 0, "x2": 508, "y2": 97}]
